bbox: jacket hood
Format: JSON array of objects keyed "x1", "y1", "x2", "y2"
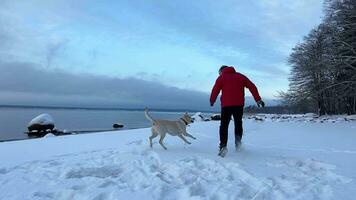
[{"x1": 222, "y1": 66, "x2": 236, "y2": 74}]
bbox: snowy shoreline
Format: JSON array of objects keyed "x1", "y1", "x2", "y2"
[{"x1": 1, "y1": 118, "x2": 356, "y2": 199}]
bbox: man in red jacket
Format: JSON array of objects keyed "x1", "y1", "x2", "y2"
[{"x1": 210, "y1": 65, "x2": 264, "y2": 157}]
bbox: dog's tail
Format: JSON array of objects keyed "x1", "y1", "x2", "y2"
[{"x1": 144, "y1": 107, "x2": 154, "y2": 123}]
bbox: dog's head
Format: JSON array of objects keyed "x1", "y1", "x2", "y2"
[{"x1": 182, "y1": 112, "x2": 193, "y2": 124}]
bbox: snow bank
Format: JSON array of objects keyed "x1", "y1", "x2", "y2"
[
  {"x1": 248, "y1": 114, "x2": 353, "y2": 123},
  {"x1": 43, "y1": 133, "x2": 56, "y2": 138},
  {"x1": 1, "y1": 117, "x2": 356, "y2": 199},
  {"x1": 0, "y1": 148, "x2": 350, "y2": 200}
]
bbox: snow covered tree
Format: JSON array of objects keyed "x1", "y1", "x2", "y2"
[{"x1": 283, "y1": 0, "x2": 356, "y2": 115}]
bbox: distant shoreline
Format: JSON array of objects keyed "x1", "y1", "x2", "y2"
[{"x1": 0, "y1": 104, "x2": 217, "y2": 113}]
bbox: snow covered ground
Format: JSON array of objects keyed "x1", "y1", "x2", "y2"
[{"x1": 0, "y1": 115, "x2": 356, "y2": 200}]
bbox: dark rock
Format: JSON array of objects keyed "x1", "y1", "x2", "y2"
[
  {"x1": 211, "y1": 114, "x2": 221, "y2": 121},
  {"x1": 28, "y1": 124, "x2": 55, "y2": 132},
  {"x1": 113, "y1": 123, "x2": 124, "y2": 128}
]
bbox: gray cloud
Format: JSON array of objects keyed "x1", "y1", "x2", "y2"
[
  {"x1": 0, "y1": 62, "x2": 274, "y2": 110},
  {"x1": 0, "y1": 61, "x2": 218, "y2": 110}
]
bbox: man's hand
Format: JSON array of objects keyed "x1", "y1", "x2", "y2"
[
  {"x1": 257, "y1": 100, "x2": 265, "y2": 108},
  {"x1": 210, "y1": 102, "x2": 214, "y2": 107}
]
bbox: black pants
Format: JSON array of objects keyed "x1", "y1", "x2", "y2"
[{"x1": 219, "y1": 106, "x2": 244, "y2": 148}]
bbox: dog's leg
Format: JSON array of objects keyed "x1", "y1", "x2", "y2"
[
  {"x1": 159, "y1": 132, "x2": 168, "y2": 150},
  {"x1": 149, "y1": 127, "x2": 158, "y2": 148},
  {"x1": 183, "y1": 131, "x2": 196, "y2": 140},
  {"x1": 179, "y1": 126, "x2": 196, "y2": 140},
  {"x1": 178, "y1": 134, "x2": 191, "y2": 145}
]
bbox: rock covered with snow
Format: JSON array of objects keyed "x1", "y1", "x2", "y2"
[
  {"x1": 28, "y1": 114, "x2": 54, "y2": 126},
  {"x1": 304, "y1": 113, "x2": 318, "y2": 117},
  {"x1": 192, "y1": 112, "x2": 203, "y2": 121},
  {"x1": 253, "y1": 116, "x2": 265, "y2": 121},
  {"x1": 27, "y1": 113, "x2": 55, "y2": 132},
  {"x1": 210, "y1": 114, "x2": 221, "y2": 121},
  {"x1": 346, "y1": 115, "x2": 356, "y2": 121},
  {"x1": 192, "y1": 112, "x2": 210, "y2": 122}
]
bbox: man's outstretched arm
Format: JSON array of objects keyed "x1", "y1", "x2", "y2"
[
  {"x1": 243, "y1": 76, "x2": 265, "y2": 107},
  {"x1": 210, "y1": 77, "x2": 222, "y2": 106}
]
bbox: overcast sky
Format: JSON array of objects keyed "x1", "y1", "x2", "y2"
[{"x1": 0, "y1": 0, "x2": 323, "y2": 110}]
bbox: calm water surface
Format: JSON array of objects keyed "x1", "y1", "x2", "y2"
[{"x1": 0, "y1": 107, "x2": 196, "y2": 141}]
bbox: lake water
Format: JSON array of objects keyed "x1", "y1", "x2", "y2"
[{"x1": 0, "y1": 107, "x2": 204, "y2": 141}]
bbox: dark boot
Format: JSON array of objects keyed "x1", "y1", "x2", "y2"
[
  {"x1": 235, "y1": 137, "x2": 242, "y2": 151},
  {"x1": 218, "y1": 146, "x2": 228, "y2": 157}
]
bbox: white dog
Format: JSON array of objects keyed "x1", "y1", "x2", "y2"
[{"x1": 145, "y1": 108, "x2": 196, "y2": 150}]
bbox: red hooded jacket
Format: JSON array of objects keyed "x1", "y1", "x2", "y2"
[{"x1": 210, "y1": 67, "x2": 261, "y2": 107}]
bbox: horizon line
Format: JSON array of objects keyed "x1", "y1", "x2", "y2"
[{"x1": 0, "y1": 104, "x2": 220, "y2": 113}]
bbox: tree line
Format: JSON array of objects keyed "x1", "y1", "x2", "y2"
[{"x1": 281, "y1": 0, "x2": 356, "y2": 115}]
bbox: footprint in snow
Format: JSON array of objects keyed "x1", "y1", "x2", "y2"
[
  {"x1": 66, "y1": 166, "x2": 123, "y2": 179},
  {"x1": 126, "y1": 140, "x2": 143, "y2": 146},
  {"x1": 0, "y1": 168, "x2": 9, "y2": 174}
]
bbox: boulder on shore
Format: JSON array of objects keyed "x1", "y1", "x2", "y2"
[
  {"x1": 113, "y1": 123, "x2": 124, "y2": 129},
  {"x1": 192, "y1": 112, "x2": 209, "y2": 122},
  {"x1": 28, "y1": 114, "x2": 55, "y2": 132},
  {"x1": 345, "y1": 115, "x2": 356, "y2": 121},
  {"x1": 210, "y1": 114, "x2": 221, "y2": 121}
]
